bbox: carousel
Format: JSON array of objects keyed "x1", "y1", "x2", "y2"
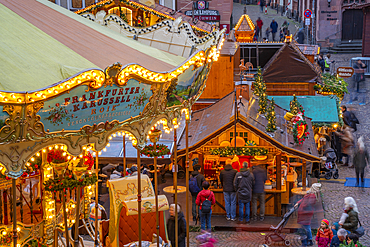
[{"x1": 0, "y1": 1, "x2": 225, "y2": 247}]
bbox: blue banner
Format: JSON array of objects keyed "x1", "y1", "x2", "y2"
[{"x1": 38, "y1": 79, "x2": 152, "y2": 132}]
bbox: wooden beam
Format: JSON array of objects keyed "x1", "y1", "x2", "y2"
[
  {"x1": 302, "y1": 160, "x2": 307, "y2": 191},
  {"x1": 276, "y1": 153, "x2": 282, "y2": 217}
]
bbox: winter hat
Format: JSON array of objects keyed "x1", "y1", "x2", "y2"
[
  {"x1": 333, "y1": 222, "x2": 340, "y2": 230},
  {"x1": 322, "y1": 219, "x2": 329, "y2": 226}
]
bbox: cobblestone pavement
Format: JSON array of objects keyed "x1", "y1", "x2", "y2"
[
  {"x1": 232, "y1": 3, "x2": 300, "y2": 38},
  {"x1": 189, "y1": 231, "x2": 302, "y2": 246},
  {"x1": 320, "y1": 53, "x2": 370, "y2": 246}
]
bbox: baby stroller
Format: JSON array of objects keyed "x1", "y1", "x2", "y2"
[
  {"x1": 319, "y1": 148, "x2": 339, "y2": 180},
  {"x1": 264, "y1": 206, "x2": 296, "y2": 246}
]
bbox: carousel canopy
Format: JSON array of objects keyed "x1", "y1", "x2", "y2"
[
  {"x1": 267, "y1": 96, "x2": 339, "y2": 124},
  {"x1": 0, "y1": 0, "x2": 185, "y2": 91}
]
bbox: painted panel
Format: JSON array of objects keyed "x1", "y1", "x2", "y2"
[{"x1": 38, "y1": 79, "x2": 152, "y2": 132}]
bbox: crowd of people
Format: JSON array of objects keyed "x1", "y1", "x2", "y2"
[
  {"x1": 190, "y1": 159, "x2": 267, "y2": 229},
  {"x1": 253, "y1": 18, "x2": 292, "y2": 42},
  {"x1": 295, "y1": 185, "x2": 363, "y2": 247}
]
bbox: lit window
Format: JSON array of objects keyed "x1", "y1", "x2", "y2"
[{"x1": 108, "y1": 7, "x2": 133, "y2": 26}]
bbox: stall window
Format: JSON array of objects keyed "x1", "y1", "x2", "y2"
[
  {"x1": 108, "y1": 7, "x2": 133, "y2": 26},
  {"x1": 229, "y1": 132, "x2": 248, "y2": 142}
]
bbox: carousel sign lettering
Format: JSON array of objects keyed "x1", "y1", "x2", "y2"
[{"x1": 38, "y1": 79, "x2": 152, "y2": 132}]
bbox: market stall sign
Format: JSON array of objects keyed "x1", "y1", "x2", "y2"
[
  {"x1": 337, "y1": 67, "x2": 354, "y2": 78},
  {"x1": 38, "y1": 79, "x2": 152, "y2": 132}
]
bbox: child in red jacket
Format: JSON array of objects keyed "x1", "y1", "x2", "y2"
[
  {"x1": 196, "y1": 181, "x2": 216, "y2": 230},
  {"x1": 316, "y1": 219, "x2": 334, "y2": 247}
]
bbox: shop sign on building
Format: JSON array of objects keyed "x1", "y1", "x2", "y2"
[{"x1": 185, "y1": 1, "x2": 220, "y2": 27}]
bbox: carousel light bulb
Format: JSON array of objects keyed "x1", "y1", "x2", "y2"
[
  {"x1": 83, "y1": 146, "x2": 87, "y2": 150},
  {"x1": 113, "y1": 133, "x2": 116, "y2": 137},
  {"x1": 107, "y1": 143, "x2": 110, "y2": 147},
  {"x1": 42, "y1": 149, "x2": 46, "y2": 153},
  {"x1": 55, "y1": 145, "x2": 58, "y2": 149},
  {"x1": 2, "y1": 231, "x2": 6, "y2": 236},
  {"x1": 71, "y1": 204, "x2": 76, "y2": 208},
  {"x1": 109, "y1": 136, "x2": 112, "y2": 140},
  {"x1": 103, "y1": 148, "x2": 107, "y2": 152},
  {"x1": 92, "y1": 152, "x2": 96, "y2": 156},
  {"x1": 31, "y1": 157, "x2": 35, "y2": 162},
  {"x1": 26, "y1": 163, "x2": 30, "y2": 167},
  {"x1": 36, "y1": 152, "x2": 40, "y2": 157},
  {"x1": 71, "y1": 220, "x2": 75, "y2": 223},
  {"x1": 17, "y1": 227, "x2": 20, "y2": 232},
  {"x1": 98, "y1": 151, "x2": 102, "y2": 155},
  {"x1": 67, "y1": 156, "x2": 71, "y2": 160},
  {"x1": 73, "y1": 157, "x2": 77, "y2": 161},
  {"x1": 118, "y1": 132, "x2": 121, "y2": 136},
  {"x1": 66, "y1": 209, "x2": 69, "y2": 212},
  {"x1": 79, "y1": 154, "x2": 83, "y2": 158}
]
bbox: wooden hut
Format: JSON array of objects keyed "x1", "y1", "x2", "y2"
[
  {"x1": 234, "y1": 14, "x2": 255, "y2": 43},
  {"x1": 177, "y1": 91, "x2": 320, "y2": 219},
  {"x1": 262, "y1": 41, "x2": 322, "y2": 96}
]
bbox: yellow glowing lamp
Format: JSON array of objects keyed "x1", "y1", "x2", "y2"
[{"x1": 254, "y1": 155, "x2": 268, "y2": 161}]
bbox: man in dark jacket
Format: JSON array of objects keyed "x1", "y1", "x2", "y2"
[
  {"x1": 341, "y1": 105, "x2": 356, "y2": 129},
  {"x1": 234, "y1": 162, "x2": 255, "y2": 224},
  {"x1": 167, "y1": 204, "x2": 186, "y2": 247},
  {"x1": 220, "y1": 159, "x2": 237, "y2": 221},
  {"x1": 191, "y1": 165, "x2": 205, "y2": 222},
  {"x1": 270, "y1": 19, "x2": 278, "y2": 41},
  {"x1": 251, "y1": 164, "x2": 267, "y2": 221}
]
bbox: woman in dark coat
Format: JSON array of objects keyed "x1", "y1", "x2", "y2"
[{"x1": 167, "y1": 204, "x2": 186, "y2": 247}]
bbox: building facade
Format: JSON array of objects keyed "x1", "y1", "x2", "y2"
[{"x1": 177, "y1": 0, "x2": 233, "y2": 32}]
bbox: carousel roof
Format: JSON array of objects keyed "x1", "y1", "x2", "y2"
[
  {"x1": 262, "y1": 41, "x2": 321, "y2": 84},
  {"x1": 75, "y1": 0, "x2": 213, "y2": 33},
  {"x1": 0, "y1": 0, "x2": 185, "y2": 91},
  {"x1": 177, "y1": 92, "x2": 320, "y2": 161}
]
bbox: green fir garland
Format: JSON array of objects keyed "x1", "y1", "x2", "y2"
[
  {"x1": 140, "y1": 144, "x2": 170, "y2": 157},
  {"x1": 293, "y1": 120, "x2": 309, "y2": 145},
  {"x1": 314, "y1": 74, "x2": 349, "y2": 100},
  {"x1": 266, "y1": 98, "x2": 277, "y2": 132},
  {"x1": 210, "y1": 146, "x2": 268, "y2": 157},
  {"x1": 44, "y1": 173, "x2": 98, "y2": 193}
]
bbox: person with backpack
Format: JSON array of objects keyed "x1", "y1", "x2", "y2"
[
  {"x1": 219, "y1": 159, "x2": 237, "y2": 221},
  {"x1": 196, "y1": 181, "x2": 215, "y2": 230},
  {"x1": 234, "y1": 162, "x2": 255, "y2": 224},
  {"x1": 190, "y1": 165, "x2": 205, "y2": 223}
]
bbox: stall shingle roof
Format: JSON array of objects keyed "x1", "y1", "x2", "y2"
[
  {"x1": 262, "y1": 41, "x2": 322, "y2": 83},
  {"x1": 177, "y1": 92, "x2": 320, "y2": 161}
]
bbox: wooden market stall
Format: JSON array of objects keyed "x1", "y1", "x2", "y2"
[
  {"x1": 234, "y1": 14, "x2": 255, "y2": 43},
  {"x1": 0, "y1": 1, "x2": 224, "y2": 247},
  {"x1": 177, "y1": 91, "x2": 320, "y2": 218},
  {"x1": 262, "y1": 40, "x2": 322, "y2": 96}
]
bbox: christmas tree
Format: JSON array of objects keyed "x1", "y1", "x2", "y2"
[
  {"x1": 253, "y1": 67, "x2": 268, "y2": 114},
  {"x1": 290, "y1": 94, "x2": 304, "y2": 115},
  {"x1": 266, "y1": 98, "x2": 277, "y2": 132},
  {"x1": 253, "y1": 67, "x2": 266, "y2": 97}
]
